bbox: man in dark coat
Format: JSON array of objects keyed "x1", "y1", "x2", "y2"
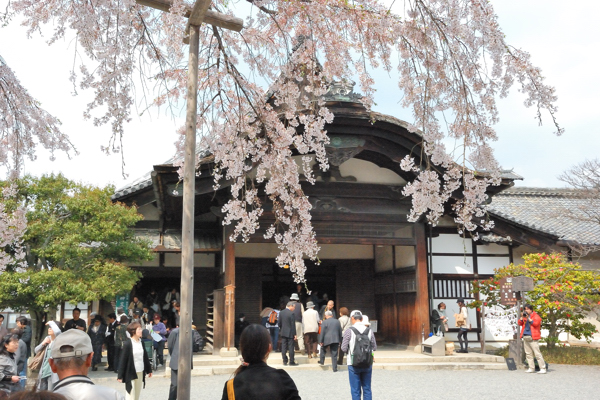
[
  {"x1": 167, "y1": 327, "x2": 180, "y2": 400},
  {"x1": 278, "y1": 301, "x2": 297, "y2": 366},
  {"x1": 319, "y1": 310, "x2": 342, "y2": 372},
  {"x1": 167, "y1": 327, "x2": 193, "y2": 400},
  {"x1": 87, "y1": 315, "x2": 107, "y2": 371},
  {"x1": 104, "y1": 313, "x2": 119, "y2": 372},
  {"x1": 15, "y1": 316, "x2": 31, "y2": 364}
]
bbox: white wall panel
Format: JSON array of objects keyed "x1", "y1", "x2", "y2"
[
  {"x1": 477, "y1": 257, "x2": 511, "y2": 274},
  {"x1": 476, "y1": 243, "x2": 509, "y2": 255},
  {"x1": 431, "y1": 234, "x2": 472, "y2": 254},
  {"x1": 431, "y1": 256, "x2": 474, "y2": 274},
  {"x1": 375, "y1": 246, "x2": 393, "y2": 272},
  {"x1": 395, "y1": 246, "x2": 415, "y2": 268}
]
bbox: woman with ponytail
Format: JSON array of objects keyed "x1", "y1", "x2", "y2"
[{"x1": 221, "y1": 324, "x2": 300, "y2": 400}]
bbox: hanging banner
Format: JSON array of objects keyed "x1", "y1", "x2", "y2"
[{"x1": 483, "y1": 306, "x2": 519, "y2": 337}]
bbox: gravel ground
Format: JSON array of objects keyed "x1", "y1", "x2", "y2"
[{"x1": 96, "y1": 364, "x2": 598, "y2": 399}]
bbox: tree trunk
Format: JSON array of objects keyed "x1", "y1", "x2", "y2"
[
  {"x1": 31, "y1": 309, "x2": 48, "y2": 348},
  {"x1": 547, "y1": 314, "x2": 558, "y2": 349}
]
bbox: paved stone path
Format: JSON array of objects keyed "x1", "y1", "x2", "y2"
[{"x1": 96, "y1": 364, "x2": 599, "y2": 399}]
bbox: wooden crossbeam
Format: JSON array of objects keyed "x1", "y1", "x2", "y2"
[{"x1": 136, "y1": 0, "x2": 244, "y2": 32}]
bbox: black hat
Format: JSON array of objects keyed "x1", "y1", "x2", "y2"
[{"x1": 456, "y1": 298, "x2": 465, "y2": 304}]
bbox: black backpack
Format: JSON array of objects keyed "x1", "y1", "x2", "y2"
[
  {"x1": 192, "y1": 330, "x2": 204, "y2": 352},
  {"x1": 350, "y1": 327, "x2": 373, "y2": 368}
]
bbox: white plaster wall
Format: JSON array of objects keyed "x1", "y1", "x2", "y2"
[
  {"x1": 431, "y1": 256, "x2": 474, "y2": 274},
  {"x1": 396, "y1": 246, "x2": 415, "y2": 268},
  {"x1": 247, "y1": 156, "x2": 406, "y2": 185},
  {"x1": 431, "y1": 234, "x2": 472, "y2": 254},
  {"x1": 476, "y1": 243, "x2": 510, "y2": 255},
  {"x1": 338, "y1": 158, "x2": 406, "y2": 185},
  {"x1": 477, "y1": 257, "x2": 511, "y2": 275},
  {"x1": 137, "y1": 204, "x2": 160, "y2": 221},
  {"x1": 375, "y1": 246, "x2": 393, "y2": 272},
  {"x1": 235, "y1": 243, "x2": 374, "y2": 259}
]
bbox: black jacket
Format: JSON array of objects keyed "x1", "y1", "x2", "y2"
[
  {"x1": 105, "y1": 321, "x2": 119, "y2": 346},
  {"x1": 278, "y1": 308, "x2": 296, "y2": 339},
  {"x1": 221, "y1": 362, "x2": 300, "y2": 400},
  {"x1": 118, "y1": 339, "x2": 152, "y2": 394},
  {"x1": 87, "y1": 324, "x2": 107, "y2": 349}
]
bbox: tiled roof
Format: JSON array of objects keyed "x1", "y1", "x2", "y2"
[
  {"x1": 488, "y1": 187, "x2": 600, "y2": 246},
  {"x1": 135, "y1": 229, "x2": 222, "y2": 251},
  {"x1": 111, "y1": 148, "x2": 212, "y2": 201},
  {"x1": 112, "y1": 172, "x2": 153, "y2": 200}
]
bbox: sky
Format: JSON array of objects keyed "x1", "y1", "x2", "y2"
[{"x1": 1, "y1": 0, "x2": 599, "y2": 190}]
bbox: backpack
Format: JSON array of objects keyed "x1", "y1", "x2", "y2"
[
  {"x1": 192, "y1": 329, "x2": 204, "y2": 352},
  {"x1": 350, "y1": 327, "x2": 373, "y2": 368},
  {"x1": 268, "y1": 310, "x2": 278, "y2": 325}
]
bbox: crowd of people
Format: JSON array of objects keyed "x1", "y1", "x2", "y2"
[
  {"x1": 0, "y1": 285, "x2": 200, "y2": 399},
  {"x1": 243, "y1": 284, "x2": 377, "y2": 400}
]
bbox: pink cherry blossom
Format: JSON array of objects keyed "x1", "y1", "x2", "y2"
[{"x1": 3, "y1": 0, "x2": 562, "y2": 281}]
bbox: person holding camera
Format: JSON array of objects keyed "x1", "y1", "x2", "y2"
[{"x1": 518, "y1": 304, "x2": 547, "y2": 374}]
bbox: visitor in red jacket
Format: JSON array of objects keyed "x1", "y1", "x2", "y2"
[{"x1": 518, "y1": 304, "x2": 547, "y2": 374}]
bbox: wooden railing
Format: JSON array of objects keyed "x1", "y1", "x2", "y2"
[{"x1": 431, "y1": 274, "x2": 493, "y2": 299}]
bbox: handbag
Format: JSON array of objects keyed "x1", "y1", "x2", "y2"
[
  {"x1": 454, "y1": 312, "x2": 465, "y2": 327},
  {"x1": 28, "y1": 344, "x2": 47, "y2": 371}
]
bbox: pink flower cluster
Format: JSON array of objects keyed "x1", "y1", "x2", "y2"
[{"x1": 5, "y1": 0, "x2": 561, "y2": 281}]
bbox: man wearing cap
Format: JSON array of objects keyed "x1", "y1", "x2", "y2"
[
  {"x1": 303, "y1": 301, "x2": 320, "y2": 358},
  {"x1": 289, "y1": 293, "x2": 306, "y2": 355},
  {"x1": 341, "y1": 310, "x2": 377, "y2": 400},
  {"x1": 319, "y1": 310, "x2": 342, "y2": 372},
  {"x1": 50, "y1": 329, "x2": 125, "y2": 400},
  {"x1": 278, "y1": 301, "x2": 298, "y2": 366}
]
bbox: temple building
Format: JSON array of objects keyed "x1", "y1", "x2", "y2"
[{"x1": 112, "y1": 82, "x2": 600, "y2": 351}]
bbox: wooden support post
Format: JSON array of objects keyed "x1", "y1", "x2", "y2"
[
  {"x1": 136, "y1": 0, "x2": 243, "y2": 32},
  {"x1": 481, "y1": 303, "x2": 486, "y2": 354},
  {"x1": 222, "y1": 226, "x2": 236, "y2": 355},
  {"x1": 177, "y1": 21, "x2": 200, "y2": 400},
  {"x1": 414, "y1": 223, "x2": 430, "y2": 345}
]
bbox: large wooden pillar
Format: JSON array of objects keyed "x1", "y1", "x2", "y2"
[
  {"x1": 222, "y1": 226, "x2": 236, "y2": 356},
  {"x1": 414, "y1": 223, "x2": 430, "y2": 345}
]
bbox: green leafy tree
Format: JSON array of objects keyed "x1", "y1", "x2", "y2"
[
  {"x1": 471, "y1": 253, "x2": 600, "y2": 348},
  {"x1": 0, "y1": 174, "x2": 152, "y2": 339}
]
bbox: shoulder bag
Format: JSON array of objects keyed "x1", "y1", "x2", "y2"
[
  {"x1": 226, "y1": 378, "x2": 235, "y2": 400},
  {"x1": 28, "y1": 344, "x2": 47, "y2": 371}
]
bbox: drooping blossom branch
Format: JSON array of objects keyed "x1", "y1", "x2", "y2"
[
  {"x1": 0, "y1": 55, "x2": 73, "y2": 175},
  {"x1": 7, "y1": 0, "x2": 562, "y2": 281},
  {"x1": 0, "y1": 184, "x2": 27, "y2": 272}
]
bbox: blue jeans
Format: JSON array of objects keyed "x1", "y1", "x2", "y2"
[
  {"x1": 18, "y1": 368, "x2": 26, "y2": 389},
  {"x1": 348, "y1": 365, "x2": 372, "y2": 400},
  {"x1": 269, "y1": 327, "x2": 279, "y2": 350}
]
